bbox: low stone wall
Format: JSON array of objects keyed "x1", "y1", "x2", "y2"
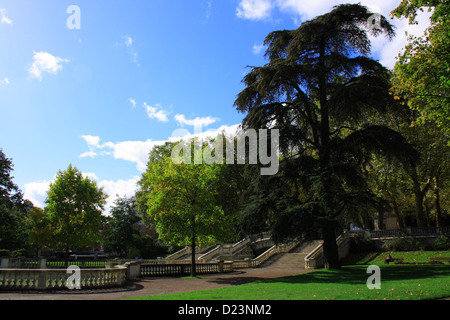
[{"x1": 0, "y1": 267, "x2": 127, "y2": 291}]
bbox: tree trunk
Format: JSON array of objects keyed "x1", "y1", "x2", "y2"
[
  {"x1": 434, "y1": 175, "x2": 443, "y2": 231},
  {"x1": 191, "y1": 217, "x2": 196, "y2": 277},
  {"x1": 414, "y1": 187, "x2": 426, "y2": 228},
  {"x1": 322, "y1": 224, "x2": 340, "y2": 270},
  {"x1": 391, "y1": 200, "x2": 404, "y2": 230},
  {"x1": 377, "y1": 211, "x2": 385, "y2": 230}
]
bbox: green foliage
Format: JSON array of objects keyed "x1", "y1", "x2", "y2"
[
  {"x1": 0, "y1": 149, "x2": 30, "y2": 251},
  {"x1": 44, "y1": 164, "x2": 107, "y2": 252},
  {"x1": 383, "y1": 237, "x2": 422, "y2": 251},
  {"x1": 137, "y1": 142, "x2": 234, "y2": 249},
  {"x1": 392, "y1": 0, "x2": 450, "y2": 136},
  {"x1": 433, "y1": 234, "x2": 450, "y2": 250},
  {"x1": 103, "y1": 196, "x2": 141, "y2": 257}
]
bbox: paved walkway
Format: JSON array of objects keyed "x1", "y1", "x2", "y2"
[{"x1": 0, "y1": 267, "x2": 309, "y2": 300}]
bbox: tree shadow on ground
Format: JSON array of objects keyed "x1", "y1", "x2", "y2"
[{"x1": 261, "y1": 265, "x2": 450, "y2": 286}]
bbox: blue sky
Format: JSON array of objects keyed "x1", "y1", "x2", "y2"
[{"x1": 0, "y1": 0, "x2": 431, "y2": 212}]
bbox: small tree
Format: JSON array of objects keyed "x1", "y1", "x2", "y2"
[
  {"x1": 103, "y1": 196, "x2": 141, "y2": 257},
  {"x1": 138, "y1": 143, "x2": 232, "y2": 276},
  {"x1": 44, "y1": 165, "x2": 107, "y2": 254}
]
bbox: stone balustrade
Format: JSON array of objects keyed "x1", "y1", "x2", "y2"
[{"x1": 0, "y1": 267, "x2": 127, "y2": 290}]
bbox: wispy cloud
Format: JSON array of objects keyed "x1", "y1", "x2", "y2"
[
  {"x1": 174, "y1": 114, "x2": 219, "y2": 128},
  {"x1": 252, "y1": 43, "x2": 266, "y2": 55},
  {"x1": 0, "y1": 77, "x2": 9, "y2": 85},
  {"x1": 0, "y1": 9, "x2": 12, "y2": 25},
  {"x1": 80, "y1": 135, "x2": 114, "y2": 158},
  {"x1": 121, "y1": 35, "x2": 139, "y2": 66},
  {"x1": 203, "y1": 0, "x2": 213, "y2": 21},
  {"x1": 28, "y1": 51, "x2": 69, "y2": 81},
  {"x1": 144, "y1": 102, "x2": 170, "y2": 122},
  {"x1": 129, "y1": 98, "x2": 137, "y2": 108}
]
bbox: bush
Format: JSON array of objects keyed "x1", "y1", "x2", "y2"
[
  {"x1": 0, "y1": 249, "x2": 10, "y2": 257},
  {"x1": 434, "y1": 234, "x2": 450, "y2": 250},
  {"x1": 350, "y1": 235, "x2": 379, "y2": 253},
  {"x1": 383, "y1": 237, "x2": 417, "y2": 251}
]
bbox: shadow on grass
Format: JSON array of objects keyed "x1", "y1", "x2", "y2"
[{"x1": 262, "y1": 265, "x2": 450, "y2": 286}]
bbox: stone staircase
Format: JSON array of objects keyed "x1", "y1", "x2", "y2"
[{"x1": 259, "y1": 240, "x2": 322, "y2": 271}]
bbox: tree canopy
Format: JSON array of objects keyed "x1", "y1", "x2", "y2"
[
  {"x1": 234, "y1": 4, "x2": 418, "y2": 269},
  {"x1": 392, "y1": 0, "x2": 450, "y2": 136},
  {"x1": 137, "y1": 142, "x2": 234, "y2": 276},
  {"x1": 44, "y1": 164, "x2": 107, "y2": 253}
]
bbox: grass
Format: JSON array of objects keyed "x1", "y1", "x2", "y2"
[
  {"x1": 131, "y1": 251, "x2": 450, "y2": 301},
  {"x1": 343, "y1": 250, "x2": 450, "y2": 265}
]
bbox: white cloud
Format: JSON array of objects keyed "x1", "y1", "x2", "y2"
[
  {"x1": 99, "y1": 176, "x2": 140, "y2": 214},
  {"x1": 80, "y1": 135, "x2": 114, "y2": 158},
  {"x1": 123, "y1": 35, "x2": 133, "y2": 47},
  {"x1": 129, "y1": 98, "x2": 137, "y2": 108},
  {"x1": 0, "y1": 9, "x2": 12, "y2": 25},
  {"x1": 236, "y1": 0, "x2": 432, "y2": 69},
  {"x1": 144, "y1": 102, "x2": 170, "y2": 122},
  {"x1": 204, "y1": 0, "x2": 213, "y2": 20},
  {"x1": 252, "y1": 43, "x2": 266, "y2": 55},
  {"x1": 112, "y1": 139, "x2": 166, "y2": 172},
  {"x1": 120, "y1": 35, "x2": 139, "y2": 66},
  {"x1": 28, "y1": 51, "x2": 69, "y2": 81},
  {"x1": 170, "y1": 123, "x2": 241, "y2": 142},
  {"x1": 80, "y1": 123, "x2": 241, "y2": 172},
  {"x1": 174, "y1": 114, "x2": 219, "y2": 128},
  {"x1": 0, "y1": 77, "x2": 9, "y2": 85},
  {"x1": 80, "y1": 135, "x2": 166, "y2": 172},
  {"x1": 236, "y1": 0, "x2": 274, "y2": 20},
  {"x1": 24, "y1": 180, "x2": 52, "y2": 208}
]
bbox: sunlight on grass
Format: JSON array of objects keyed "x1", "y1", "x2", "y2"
[{"x1": 130, "y1": 261, "x2": 450, "y2": 301}]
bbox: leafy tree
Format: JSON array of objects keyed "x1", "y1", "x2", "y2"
[
  {"x1": 0, "y1": 149, "x2": 30, "y2": 252},
  {"x1": 44, "y1": 164, "x2": 107, "y2": 254},
  {"x1": 392, "y1": 0, "x2": 450, "y2": 136},
  {"x1": 234, "y1": 4, "x2": 418, "y2": 269},
  {"x1": 137, "y1": 142, "x2": 233, "y2": 276},
  {"x1": 26, "y1": 207, "x2": 52, "y2": 253},
  {"x1": 103, "y1": 196, "x2": 141, "y2": 257}
]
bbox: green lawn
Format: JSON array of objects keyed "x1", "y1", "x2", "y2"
[{"x1": 132, "y1": 251, "x2": 450, "y2": 301}]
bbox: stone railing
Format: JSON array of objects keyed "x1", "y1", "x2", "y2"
[
  {"x1": 0, "y1": 267, "x2": 127, "y2": 291},
  {"x1": 198, "y1": 233, "x2": 273, "y2": 262},
  {"x1": 368, "y1": 226, "x2": 450, "y2": 239},
  {"x1": 231, "y1": 240, "x2": 301, "y2": 269},
  {"x1": 305, "y1": 232, "x2": 351, "y2": 269},
  {"x1": 136, "y1": 261, "x2": 233, "y2": 278}
]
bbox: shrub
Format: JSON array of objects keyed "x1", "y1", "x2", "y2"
[
  {"x1": 0, "y1": 249, "x2": 10, "y2": 257},
  {"x1": 383, "y1": 237, "x2": 417, "y2": 251},
  {"x1": 350, "y1": 235, "x2": 379, "y2": 253},
  {"x1": 433, "y1": 234, "x2": 450, "y2": 250}
]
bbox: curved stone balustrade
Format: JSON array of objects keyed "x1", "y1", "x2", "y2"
[{"x1": 0, "y1": 267, "x2": 127, "y2": 290}]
